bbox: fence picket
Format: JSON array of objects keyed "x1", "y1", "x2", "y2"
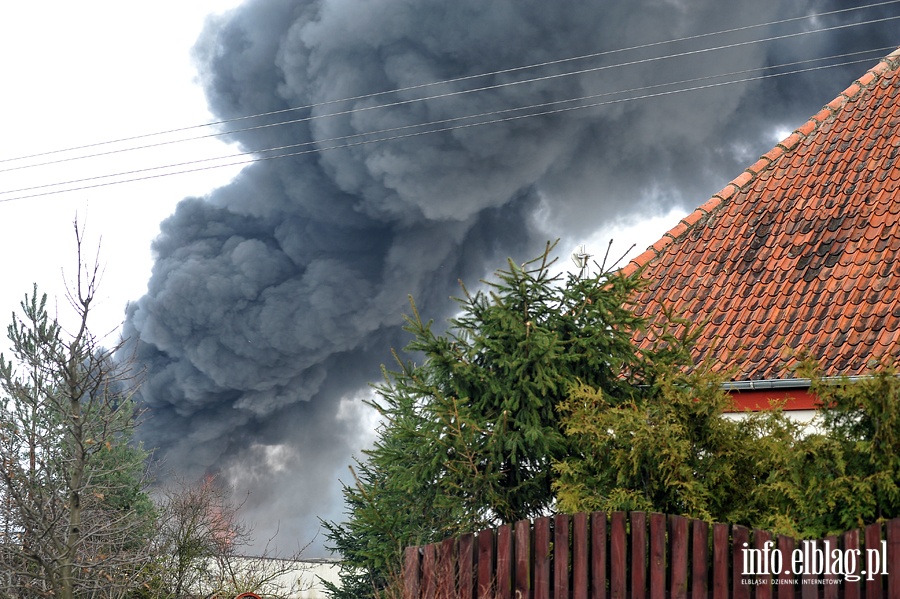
[
  {"x1": 477, "y1": 528, "x2": 494, "y2": 599},
  {"x1": 436, "y1": 538, "x2": 455, "y2": 599},
  {"x1": 752, "y1": 529, "x2": 772, "y2": 599},
  {"x1": 404, "y1": 546, "x2": 420, "y2": 599},
  {"x1": 534, "y1": 517, "x2": 550, "y2": 599},
  {"x1": 670, "y1": 515, "x2": 688, "y2": 599},
  {"x1": 842, "y1": 529, "x2": 860, "y2": 599},
  {"x1": 422, "y1": 543, "x2": 437, "y2": 599},
  {"x1": 824, "y1": 535, "x2": 839, "y2": 599},
  {"x1": 459, "y1": 534, "x2": 474, "y2": 599},
  {"x1": 865, "y1": 522, "x2": 883, "y2": 599},
  {"x1": 515, "y1": 519, "x2": 531, "y2": 599},
  {"x1": 497, "y1": 524, "x2": 513, "y2": 599},
  {"x1": 732, "y1": 525, "x2": 750, "y2": 599},
  {"x1": 712, "y1": 523, "x2": 729, "y2": 599},
  {"x1": 888, "y1": 519, "x2": 900, "y2": 599},
  {"x1": 691, "y1": 519, "x2": 709, "y2": 599},
  {"x1": 649, "y1": 513, "x2": 666, "y2": 599},
  {"x1": 554, "y1": 514, "x2": 570, "y2": 599},
  {"x1": 776, "y1": 535, "x2": 795, "y2": 599},
  {"x1": 631, "y1": 511, "x2": 647, "y2": 599},
  {"x1": 610, "y1": 512, "x2": 627, "y2": 599},
  {"x1": 799, "y1": 538, "x2": 818, "y2": 599},
  {"x1": 591, "y1": 511, "x2": 607, "y2": 599},
  {"x1": 572, "y1": 513, "x2": 588, "y2": 599}
]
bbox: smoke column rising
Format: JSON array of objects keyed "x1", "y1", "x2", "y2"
[{"x1": 122, "y1": 0, "x2": 899, "y2": 553}]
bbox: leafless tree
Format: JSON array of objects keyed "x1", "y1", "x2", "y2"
[
  {"x1": 149, "y1": 474, "x2": 314, "y2": 598},
  {"x1": 0, "y1": 224, "x2": 155, "y2": 598}
]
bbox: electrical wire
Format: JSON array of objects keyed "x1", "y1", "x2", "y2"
[
  {"x1": 0, "y1": 47, "x2": 890, "y2": 198},
  {"x1": 0, "y1": 48, "x2": 890, "y2": 204},
  {"x1": 1, "y1": 0, "x2": 897, "y2": 169},
  {"x1": 4, "y1": 13, "x2": 899, "y2": 177}
]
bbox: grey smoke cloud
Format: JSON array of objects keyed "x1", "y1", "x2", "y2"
[{"x1": 122, "y1": 0, "x2": 898, "y2": 554}]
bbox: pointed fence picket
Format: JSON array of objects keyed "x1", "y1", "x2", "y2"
[{"x1": 402, "y1": 512, "x2": 900, "y2": 599}]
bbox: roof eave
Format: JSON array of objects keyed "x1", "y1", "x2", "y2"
[{"x1": 722, "y1": 374, "x2": 876, "y2": 391}]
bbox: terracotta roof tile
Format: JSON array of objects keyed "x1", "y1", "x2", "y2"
[{"x1": 628, "y1": 48, "x2": 900, "y2": 381}]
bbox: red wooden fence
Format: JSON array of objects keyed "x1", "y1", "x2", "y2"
[{"x1": 402, "y1": 512, "x2": 900, "y2": 599}]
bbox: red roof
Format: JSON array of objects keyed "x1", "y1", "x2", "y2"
[{"x1": 624, "y1": 47, "x2": 900, "y2": 383}]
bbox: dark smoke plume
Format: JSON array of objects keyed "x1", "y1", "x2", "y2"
[{"x1": 122, "y1": 0, "x2": 898, "y2": 554}]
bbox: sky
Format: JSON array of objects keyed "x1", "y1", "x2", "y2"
[
  {"x1": 0, "y1": 1, "x2": 244, "y2": 339},
  {"x1": 0, "y1": 1, "x2": 898, "y2": 557}
]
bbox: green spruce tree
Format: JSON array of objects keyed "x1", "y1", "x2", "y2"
[{"x1": 324, "y1": 242, "x2": 680, "y2": 599}]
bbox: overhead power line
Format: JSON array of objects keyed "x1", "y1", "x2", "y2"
[
  {"x1": 0, "y1": 0, "x2": 897, "y2": 170},
  {"x1": 0, "y1": 48, "x2": 891, "y2": 204}
]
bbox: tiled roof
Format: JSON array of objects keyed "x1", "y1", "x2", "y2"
[{"x1": 624, "y1": 47, "x2": 900, "y2": 382}]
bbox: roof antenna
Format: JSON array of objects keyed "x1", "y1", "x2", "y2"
[{"x1": 571, "y1": 245, "x2": 591, "y2": 279}]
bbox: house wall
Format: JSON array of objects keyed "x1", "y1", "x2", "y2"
[
  {"x1": 723, "y1": 408, "x2": 818, "y2": 425},
  {"x1": 266, "y1": 559, "x2": 341, "y2": 599},
  {"x1": 194, "y1": 557, "x2": 342, "y2": 599},
  {"x1": 727, "y1": 388, "x2": 819, "y2": 412},
  {"x1": 724, "y1": 388, "x2": 821, "y2": 432}
]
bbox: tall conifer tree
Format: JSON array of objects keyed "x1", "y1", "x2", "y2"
[{"x1": 324, "y1": 242, "x2": 675, "y2": 599}]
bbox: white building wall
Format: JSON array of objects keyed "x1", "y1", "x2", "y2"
[
  {"x1": 195, "y1": 557, "x2": 342, "y2": 599},
  {"x1": 723, "y1": 408, "x2": 823, "y2": 435}
]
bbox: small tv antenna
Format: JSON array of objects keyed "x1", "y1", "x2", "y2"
[{"x1": 571, "y1": 245, "x2": 591, "y2": 279}]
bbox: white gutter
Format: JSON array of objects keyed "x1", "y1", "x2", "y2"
[{"x1": 721, "y1": 375, "x2": 870, "y2": 391}]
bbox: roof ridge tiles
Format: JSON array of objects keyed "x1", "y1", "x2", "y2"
[{"x1": 621, "y1": 47, "x2": 900, "y2": 279}]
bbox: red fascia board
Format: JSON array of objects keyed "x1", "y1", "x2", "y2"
[{"x1": 727, "y1": 388, "x2": 819, "y2": 412}]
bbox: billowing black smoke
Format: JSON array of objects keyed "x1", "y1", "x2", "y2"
[{"x1": 122, "y1": 0, "x2": 898, "y2": 554}]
